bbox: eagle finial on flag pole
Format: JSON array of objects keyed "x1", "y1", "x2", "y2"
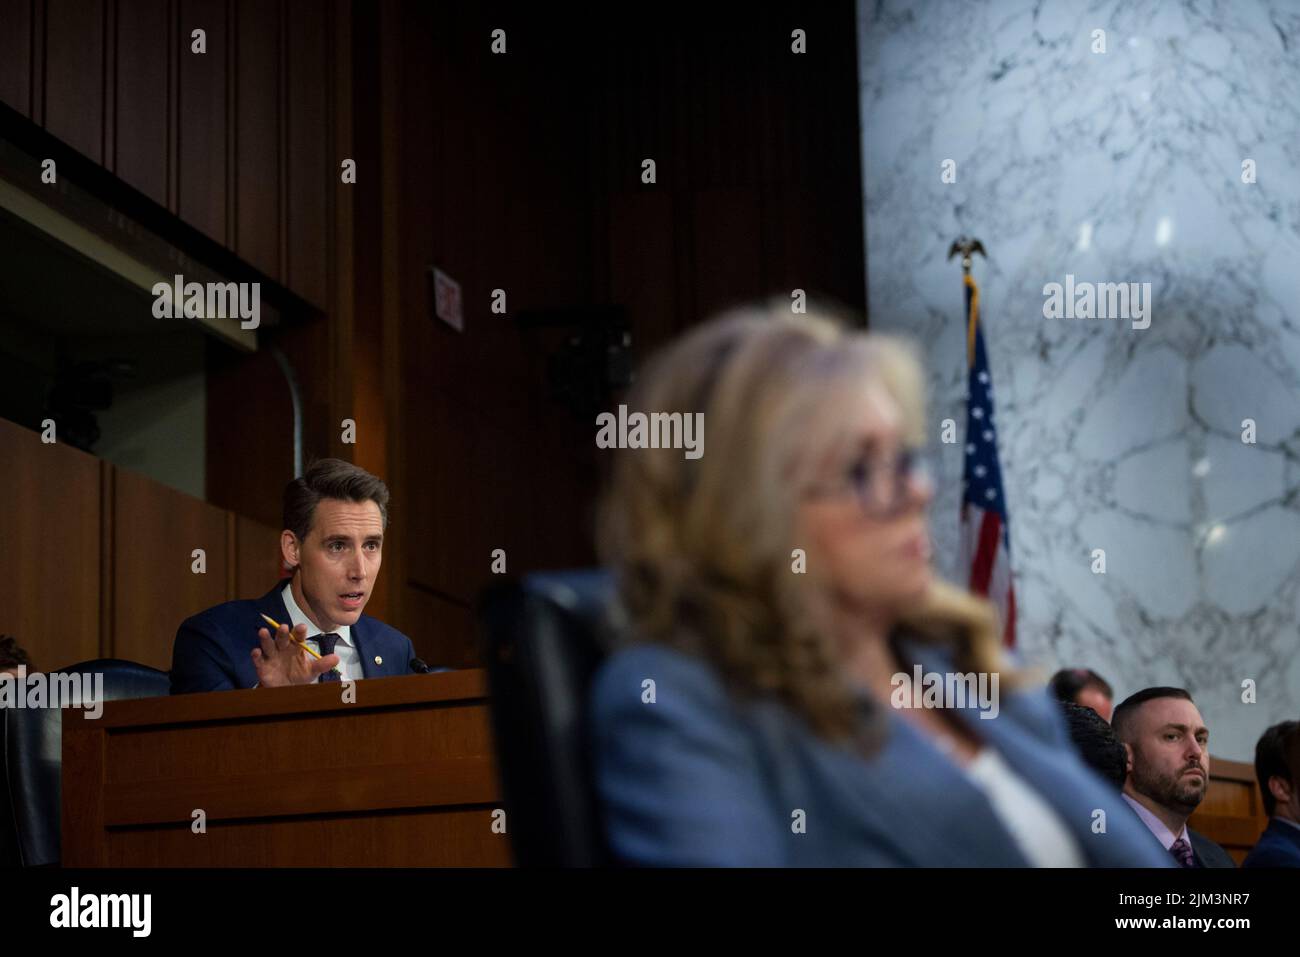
[{"x1": 947, "y1": 236, "x2": 986, "y2": 275}]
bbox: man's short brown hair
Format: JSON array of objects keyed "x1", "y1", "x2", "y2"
[
  {"x1": 1255, "y1": 720, "x2": 1300, "y2": 817},
  {"x1": 1111, "y1": 686, "x2": 1195, "y2": 744},
  {"x1": 283, "y1": 458, "x2": 390, "y2": 544}
]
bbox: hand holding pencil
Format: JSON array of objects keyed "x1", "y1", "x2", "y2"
[{"x1": 251, "y1": 615, "x2": 341, "y2": 688}]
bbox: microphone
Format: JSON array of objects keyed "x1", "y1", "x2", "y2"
[{"x1": 409, "y1": 658, "x2": 433, "y2": 674}]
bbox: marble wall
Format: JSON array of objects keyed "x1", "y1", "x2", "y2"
[{"x1": 857, "y1": 0, "x2": 1300, "y2": 761}]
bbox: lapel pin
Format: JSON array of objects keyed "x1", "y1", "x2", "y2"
[{"x1": 374, "y1": 655, "x2": 383, "y2": 665}]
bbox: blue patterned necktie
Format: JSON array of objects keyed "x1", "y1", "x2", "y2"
[
  {"x1": 1169, "y1": 836, "x2": 1197, "y2": 868},
  {"x1": 315, "y1": 633, "x2": 342, "y2": 682}
]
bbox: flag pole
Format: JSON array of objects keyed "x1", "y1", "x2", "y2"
[
  {"x1": 948, "y1": 236, "x2": 986, "y2": 365},
  {"x1": 949, "y1": 236, "x2": 1016, "y2": 647}
]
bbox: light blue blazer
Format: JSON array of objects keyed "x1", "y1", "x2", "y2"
[{"x1": 589, "y1": 639, "x2": 1176, "y2": 867}]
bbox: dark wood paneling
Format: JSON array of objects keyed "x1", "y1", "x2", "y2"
[
  {"x1": 608, "y1": 191, "x2": 677, "y2": 358},
  {"x1": 112, "y1": 466, "x2": 230, "y2": 670},
  {"x1": 2, "y1": 425, "x2": 319, "y2": 675},
  {"x1": 277, "y1": 315, "x2": 332, "y2": 462},
  {"x1": 235, "y1": 514, "x2": 283, "y2": 599},
  {"x1": 588, "y1": 1, "x2": 866, "y2": 328},
  {"x1": 0, "y1": 0, "x2": 33, "y2": 116},
  {"x1": 203, "y1": 325, "x2": 340, "y2": 542},
  {"x1": 61, "y1": 711, "x2": 107, "y2": 865},
  {"x1": 99, "y1": 462, "x2": 115, "y2": 657},
  {"x1": 374, "y1": 0, "x2": 405, "y2": 637},
  {"x1": 402, "y1": 584, "x2": 476, "y2": 670},
  {"x1": 177, "y1": 0, "x2": 228, "y2": 243},
  {"x1": 234, "y1": 0, "x2": 281, "y2": 278},
  {"x1": 691, "y1": 187, "x2": 762, "y2": 319},
  {"x1": 204, "y1": 342, "x2": 294, "y2": 530},
  {"x1": 10, "y1": 0, "x2": 864, "y2": 679},
  {"x1": 1189, "y1": 757, "x2": 1269, "y2": 865},
  {"x1": 63, "y1": 672, "x2": 509, "y2": 866},
  {"x1": 390, "y1": 0, "x2": 598, "y2": 655},
  {"x1": 104, "y1": 807, "x2": 508, "y2": 866},
  {"x1": 114, "y1": 0, "x2": 170, "y2": 205},
  {"x1": 43, "y1": 0, "x2": 105, "y2": 162},
  {"x1": 284, "y1": 0, "x2": 330, "y2": 308},
  {"x1": 0, "y1": 417, "x2": 102, "y2": 671}
]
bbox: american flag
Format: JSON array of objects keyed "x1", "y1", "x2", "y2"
[{"x1": 958, "y1": 273, "x2": 1017, "y2": 647}]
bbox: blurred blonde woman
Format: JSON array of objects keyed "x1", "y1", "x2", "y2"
[{"x1": 589, "y1": 302, "x2": 1173, "y2": 868}]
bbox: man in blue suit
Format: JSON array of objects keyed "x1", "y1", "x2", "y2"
[
  {"x1": 1243, "y1": 720, "x2": 1300, "y2": 868},
  {"x1": 171, "y1": 459, "x2": 418, "y2": 693}
]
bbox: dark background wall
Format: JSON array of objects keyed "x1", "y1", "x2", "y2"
[
  {"x1": 381, "y1": 0, "x2": 867, "y2": 664},
  {"x1": 0, "y1": 0, "x2": 865, "y2": 671}
]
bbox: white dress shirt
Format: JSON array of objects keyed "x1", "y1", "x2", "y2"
[
  {"x1": 282, "y1": 582, "x2": 363, "y2": 682},
  {"x1": 1122, "y1": 791, "x2": 1189, "y2": 850}
]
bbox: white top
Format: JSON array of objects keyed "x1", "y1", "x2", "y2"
[
  {"x1": 282, "y1": 583, "x2": 363, "y2": 681},
  {"x1": 964, "y1": 746, "x2": 1086, "y2": 867}
]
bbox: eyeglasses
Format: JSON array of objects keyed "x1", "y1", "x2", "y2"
[{"x1": 806, "y1": 447, "x2": 933, "y2": 517}]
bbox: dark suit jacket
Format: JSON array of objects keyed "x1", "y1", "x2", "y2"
[
  {"x1": 1242, "y1": 818, "x2": 1300, "y2": 868},
  {"x1": 590, "y1": 640, "x2": 1177, "y2": 867},
  {"x1": 1189, "y1": 826, "x2": 1236, "y2": 868},
  {"x1": 170, "y1": 581, "x2": 418, "y2": 693}
]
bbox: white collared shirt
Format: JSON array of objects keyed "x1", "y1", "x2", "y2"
[
  {"x1": 282, "y1": 582, "x2": 363, "y2": 682},
  {"x1": 1122, "y1": 792, "x2": 1189, "y2": 850}
]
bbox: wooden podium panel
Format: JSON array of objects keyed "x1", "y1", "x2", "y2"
[
  {"x1": 62, "y1": 670, "x2": 512, "y2": 866},
  {"x1": 1189, "y1": 757, "x2": 1269, "y2": 866}
]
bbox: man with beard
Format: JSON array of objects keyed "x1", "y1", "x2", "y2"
[{"x1": 1112, "y1": 687, "x2": 1235, "y2": 868}]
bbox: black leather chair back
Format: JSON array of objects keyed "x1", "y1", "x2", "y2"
[
  {"x1": 2, "y1": 658, "x2": 170, "y2": 866},
  {"x1": 479, "y1": 569, "x2": 620, "y2": 867}
]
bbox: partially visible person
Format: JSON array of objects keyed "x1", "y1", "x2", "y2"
[
  {"x1": 589, "y1": 303, "x2": 1174, "y2": 868},
  {"x1": 171, "y1": 458, "x2": 420, "y2": 693},
  {"x1": 1113, "y1": 687, "x2": 1234, "y2": 868},
  {"x1": 0, "y1": 634, "x2": 32, "y2": 679},
  {"x1": 1050, "y1": 668, "x2": 1114, "y2": 722},
  {"x1": 1242, "y1": 720, "x2": 1300, "y2": 868},
  {"x1": 0, "y1": 633, "x2": 28, "y2": 864},
  {"x1": 1060, "y1": 700, "x2": 1126, "y2": 789}
]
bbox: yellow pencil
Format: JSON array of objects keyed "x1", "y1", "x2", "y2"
[{"x1": 258, "y1": 613, "x2": 323, "y2": 659}]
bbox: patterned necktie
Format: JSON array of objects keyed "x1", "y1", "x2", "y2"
[
  {"x1": 315, "y1": 633, "x2": 342, "y2": 682},
  {"x1": 1169, "y1": 836, "x2": 1197, "y2": 868}
]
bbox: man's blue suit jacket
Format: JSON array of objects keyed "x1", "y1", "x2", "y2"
[
  {"x1": 590, "y1": 639, "x2": 1178, "y2": 867},
  {"x1": 1242, "y1": 818, "x2": 1300, "y2": 868},
  {"x1": 170, "y1": 581, "x2": 418, "y2": 694}
]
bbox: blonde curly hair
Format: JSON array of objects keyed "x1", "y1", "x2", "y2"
[{"x1": 597, "y1": 301, "x2": 1024, "y2": 749}]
